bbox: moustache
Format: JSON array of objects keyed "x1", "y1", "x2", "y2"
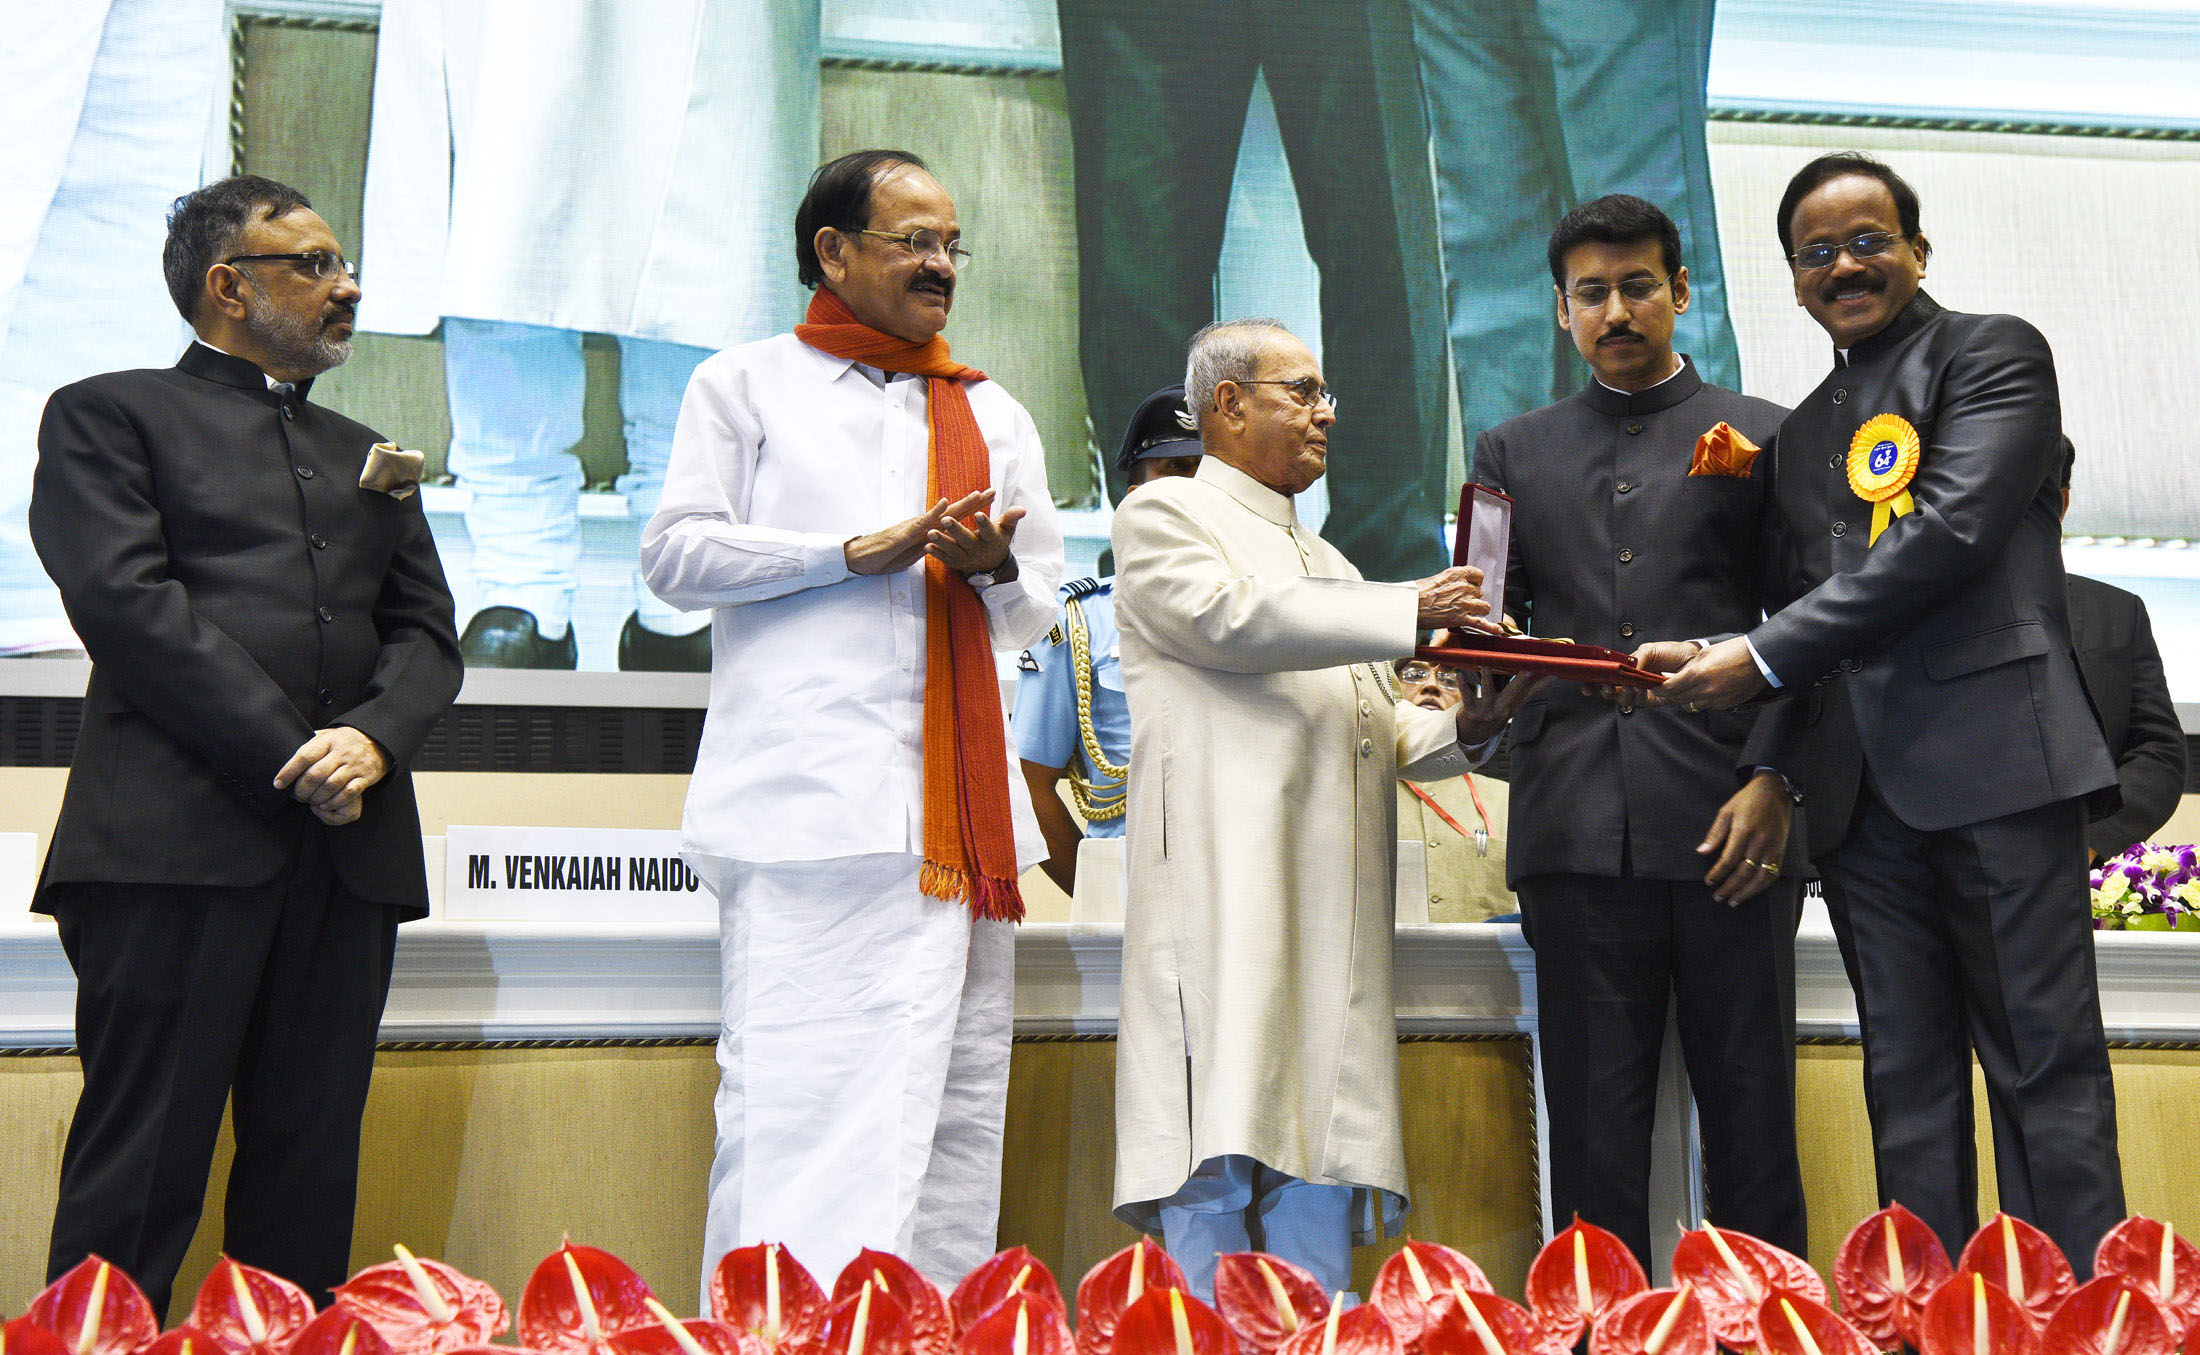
[
  {"x1": 325, "y1": 307, "x2": 357, "y2": 326},
  {"x1": 910, "y1": 276, "x2": 954, "y2": 302},
  {"x1": 1598, "y1": 329, "x2": 1642, "y2": 345},
  {"x1": 1821, "y1": 274, "x2": 1884, "y2": 304}
]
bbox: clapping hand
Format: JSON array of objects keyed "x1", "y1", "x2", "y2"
[{"x1": 845, "y1": 490, "x2": 994, "y2": 576}]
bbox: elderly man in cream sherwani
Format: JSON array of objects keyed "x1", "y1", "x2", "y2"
[{"x1": 1110, "y1": 319, "x2": 1530, "y2": 1298}]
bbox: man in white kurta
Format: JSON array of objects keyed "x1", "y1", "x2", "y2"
[
  {"x1": 362, "y1": 0, "x2": 819, "y2": 668},
  {"x1": 640, "y1": 153, "x2": 1062, "y2": 1297},
  {"x1": 1110, "y1": 320, "x2": 1509, "y2": 1298}
]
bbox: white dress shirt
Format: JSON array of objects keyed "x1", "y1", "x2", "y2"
[{"x1": 642, "y1": 333, "x2": 1064, "y2": 866}]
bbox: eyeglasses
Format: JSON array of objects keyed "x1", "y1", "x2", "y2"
[
  {"x1": 857, "y1": 228, "x2": 972, "y2": 270},
  {"x1": 1235, "y1": 377, "x2": 1339, "y2": 412},
  {"x1": 222, "y1": 250, "x2": 358, "y2": 282},
  {"x1": 1396, "y1": 662, "x2": 1466, "y2": 690},
  {"x1": 1787, "y1": 232, "x2": 1900, "y2": 272},
  {"x1": 1563, "y1": 275, "x2": 1671, "y2": 310}
]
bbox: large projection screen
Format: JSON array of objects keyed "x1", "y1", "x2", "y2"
[{"x1": 1, "y1": 0, "x2": 2195, "y2": 710}]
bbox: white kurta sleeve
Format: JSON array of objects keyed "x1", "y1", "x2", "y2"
[
  {"x1": 641, "y1": 355, "x2": 853, "y2": 609},
  {"x1": 977, "y1": 398, "x2": 1063, "y2": 651},
  {"x1": 1112, "y1": 487, "x2": 1417, "y2": 674},
  {"x1": 1396, "y1": 701, "x2": 1474, "y2": 781}
]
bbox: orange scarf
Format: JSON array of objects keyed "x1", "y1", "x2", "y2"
[{"x1": 795, "y1": 290, "x2": 1024, "y2": 922}]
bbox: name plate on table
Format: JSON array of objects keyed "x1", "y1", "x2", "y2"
[{"x1": 443, "y1": 825, "x2": 710, "y2": 923}]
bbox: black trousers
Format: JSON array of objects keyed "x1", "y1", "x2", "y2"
[
  {"x1": 1056, "y1": 0, "x2": 1453, "y2": 581},
  {"x1": 1519, "y1": 871, "x2": 1807, "y2": 1270},
  {"x1": 1820, "y1": 776, "x2": 2123, "y2": 1274},
  {"x1": 46, "y1": 824, "x2": 399, "y2": 1319}
]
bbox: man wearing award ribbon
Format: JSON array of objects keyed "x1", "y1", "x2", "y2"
[
  {"x1": 642, "y1": 149, "x2": 1064, "y2": 1292},
  {"x1": 1654, "y1": 152, "x2": 2123, "y2": 1270}
]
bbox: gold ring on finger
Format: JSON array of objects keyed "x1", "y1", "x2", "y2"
[
  {"x1": 1686, "y1": 702, "x2": 1700, "y2": 713},
  {"x1": 1741, "y1": 858, "x2": 1759, "y2": 871},
  {"x1": 1758, "y1": 862, "x2": 1779, "y2": 875}
]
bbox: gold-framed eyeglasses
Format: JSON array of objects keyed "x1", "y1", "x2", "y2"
[
  {"x1": 857, "y1": 228, "x2": 972, "y2": 270},
  {"x1": 1563, "y1": 275, "x2": 1671, "y2": 310},
  {"x1": 1235, "y1": 376, "x2": 1339, "y2": 412},
  {"x1": 1787, "y1": 231, "x2": 1899, "y2": 272},
  {"x1": 1396, "y1": 662, "x2": 1466, "y2": 690},
  {"x1": 222, "y1": 250, "x2": 357, "y2": 282}
]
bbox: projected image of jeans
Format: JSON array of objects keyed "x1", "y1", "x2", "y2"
[
  {"x1": 1407, "y1": 0, "x2": 1742, "y2": 443},
  {"x1": 1058, "y1": 0, "x2": 1455, "y2": 584}
]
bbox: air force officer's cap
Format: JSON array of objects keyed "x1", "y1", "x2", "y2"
[{"x1": 1115, "y1": 385, "x2": 1200, "y2": 474}]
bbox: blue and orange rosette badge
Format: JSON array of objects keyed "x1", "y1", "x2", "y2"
[{"x1": 1847, "y1": 413, "x2": 1921, "y2": 544}]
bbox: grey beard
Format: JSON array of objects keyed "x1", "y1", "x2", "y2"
[{"x1": 243, "y1": 302, "x2": 352, "y2": 376}]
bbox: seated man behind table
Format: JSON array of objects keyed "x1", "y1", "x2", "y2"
[
  {"x1": 2058, "y1": 437, "x2": 2186, "y2": 861},
  {"x1": 1015, "y1": 385, "x2": 1202, "y2": 893},
  {"x1": 1394, "y1": 655, "x2": 1515, "y2": 922}
]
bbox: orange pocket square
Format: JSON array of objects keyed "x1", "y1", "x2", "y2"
[{"x1": 1689, "y1": 421, "x2": 1761, "y2": 478}]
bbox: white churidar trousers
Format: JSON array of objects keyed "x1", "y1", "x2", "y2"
[{"x1": 698, "y1": 852, "x2": 1014, "y2": 1303}]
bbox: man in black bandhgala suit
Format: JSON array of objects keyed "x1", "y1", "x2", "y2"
[
  {"x1": 1656, "y1": 153, "x2": 2123, "y2": 1272},
  {"x1": 29, "y1": 174, "x2": 462, "y2": 1315}
]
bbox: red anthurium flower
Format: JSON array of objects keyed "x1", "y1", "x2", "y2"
[
  {"x1": 518, "y1": 1243, "x2": 657, "y2": 1354},
  {"x1": 603, "y1": 1302, "x2": 766, "y2": 1355},
  {"x1": 950, "y1": 1250, "x2": 1067, "y2": 1336},
  {"x1": 3, "y1": 1316, "x2": 76, "y2": 1355},
  {"x1": 286, "y1": 1309, "x2": 398, "y2": 1355},
  {"x1": 1668, "y1": 1225, "x2": 1821, "y2": 1351},
  {"x1": 1369, "y1": 1244, "x2": 1492, "y2": 1353},
  {"x1": 2093, "y1": 1217, "x2": 2200, "y2": 1343},
  {"x1": 1212, "y1": 1254, "x2": 1329, "y2": 1355},
  {"x1": 138, "y1": 1328, "x2": 231, "y2": 1355},
  {"x1": 709, "y1": 1243, "x2": 829, "y2": 1351},
  {"x1": 955, "y1": 1295, "x2": 1074, "y2": 1355},
  {"x1": 1832, "y1": 1202, "x2": 1954, "y2": 1349},
  {"x1": 1109, "y1": 1291, "x2": 1236, "y2": 1355},
  {"x1": 1526, "y1": 1220, "x2": 1647, "y2": 1350},
  {"x1": 334, "y1": 1247, "x2": 508, "y2": 1355},
  {"x1": 26, "y1": 1256, "x2": 161, "y2": 1355},
  {"x1": 1919, "y1": 1272, "x2": 2040, "y2": 1355},
  {"x1": 1075, "y1": 1241, "x2": 1188, "y2": 1355},
  {"x1": 2036, "y1": 1277, "x2": 2177, "y2": 1355},
  {"x1": 1273, "y1": 1304, "x2": 1397, "y2": 1355},
  {"x1": 1418, "y1": 1285, "x2": 1542, "y2": 1355},
  {"x1": 1584, "y1": 1286, "x2": 1712, "y2": 1355},
  {"x1": 1956, "y1": 1215, "x2": 2075, "y2": 1330},
  {"x1": 832, "y1": 1252, "x2": 952, "y2": 1355},
  {"x1": 1752, "y1": 1290, "x2": 1876, "y2": 1355},
  {"x1": 813, "y1": 1283, "x2": 916, "y2": 1355},
  {"x1": 189, "y1": 1259, "x2": 317, "y2": 1355}
]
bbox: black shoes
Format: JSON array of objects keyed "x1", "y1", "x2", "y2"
[
  {"x1": 458, "y1": 606, "x2": 578, "y2": 669},
  {"x1": 617, "y1": 613, "x2": 711, "y2": 672}
]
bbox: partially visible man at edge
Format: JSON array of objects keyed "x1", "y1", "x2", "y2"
[
  {"x1": 1393, "y1": 656, "x2": 1516, "y2": 923},
  {"x1": 1109, "y1": 317, "x2": 1530, "y2": 1299},
  {"x1": 30, "y1": 173, "x2": 462, "y2": 1315},
  {"x1": 1655, "y1": 152, "x2": 2124, "y2": 1270},
  {"x1": 641, "y1": 149, "x2": 1064, "y2": 1296},
  {"x1": 2058, "y1": 438, "x2": 2186, "y2": 862}
]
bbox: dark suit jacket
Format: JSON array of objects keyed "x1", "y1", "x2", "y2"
[
  {"x1": 1475, "y1": 359, "x2": 1790, "y2": 884},
  {"x1": 2068, "y1": 573, "x2": 2186, "y2": 857},
  {"x1": 28, "y1": 344, "x2": 462, "y2": 918},
  {"x1": 1751, "y1": 293, "x2": 2116, "y2": 858}
]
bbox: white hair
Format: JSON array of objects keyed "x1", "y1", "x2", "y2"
[{"x1": 1183, "y1": 317, "x2": 1293, "y2": 438}]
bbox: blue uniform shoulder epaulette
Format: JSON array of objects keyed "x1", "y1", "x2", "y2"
[{"x1": 1060, "y1": 575, "x2": 1104, "y2": 600}]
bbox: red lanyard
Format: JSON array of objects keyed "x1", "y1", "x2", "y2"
[{"x1": 1408, "y1": 776, "x2": 1493, "y2": 840}]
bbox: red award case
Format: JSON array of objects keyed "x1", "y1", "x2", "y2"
[{"x1": 1416, "y1": 483, "x2": 1665, "y2": 689}]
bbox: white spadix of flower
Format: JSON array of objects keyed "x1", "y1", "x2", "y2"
[
  {"x1": 231, "y1": 1263, "x2": 270, "y2": 1345},
  {"x1": 395, "y1": 1245, "x2": 456, "y2": 1325}
]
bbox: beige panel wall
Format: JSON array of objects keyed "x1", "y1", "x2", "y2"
[
  {"x1": 1796, "y1": 1043, "x2": 2200, "y2": 1278},
  {"x1": 0, "y1": 1038, "x2": 1534, "y2": 1317}
]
